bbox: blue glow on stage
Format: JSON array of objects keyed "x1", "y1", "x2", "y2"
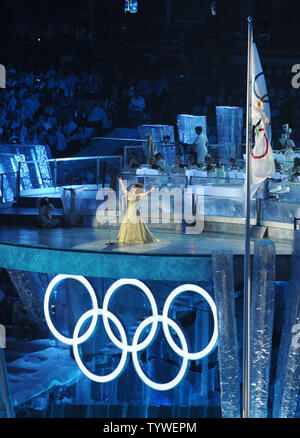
[
  {"x1": 1, "y1": 256, "x2": 299, "y2": 418},
  {"x1": 0, "y1": 0, "x2": 300, "y2": 419}
]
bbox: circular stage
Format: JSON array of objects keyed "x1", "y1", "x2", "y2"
[{"x1": 0, "y1": 226, "x2": 292, "y2": 282}]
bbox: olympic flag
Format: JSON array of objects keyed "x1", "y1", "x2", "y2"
[
  {"x1": 243, "y1": 19, "x2": 276, "y2": 419},
  {"x1": 249, "y1": 42, "x2": 275, "y2": 195}
]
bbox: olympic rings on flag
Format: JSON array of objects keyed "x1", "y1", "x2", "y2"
[
  {"x1": 253, "y1": 72, "x2": 270, "y2": 107},
  {"x1": 252, "y1": 127, "x2": 269, "y2": 159}
]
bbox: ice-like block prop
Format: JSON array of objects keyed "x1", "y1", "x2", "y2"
[
  {"x1": 137, "y1": 124, "x2": 175, "y2": 157},
  {"x1": 250, "y1": 240, "x2": 276, "y2": 418},
  {"x1": 14, "y1": 154, "x2": 32, "y2": 190},
  {"x1": 7, "y1": 270, "x2": 50, "y2": 333},
  {"x1": 3, "y1": 153, "x2": 33, "y2": 191},
  {"x1": 268, "y1": 181, "x2": 300, "y2": 203},
  {"x1": 0, "y1": 349, "x2": 15, "y2": 418},
  {"x1": 138, "y1": 124, "x2": 175, "y2": 143},
  {"x1": 177, "y1": 114, "x2": 207, "y2": 144},
  {"x1": 216, "y1": 107, "x2": 243, "y2": 158},
  {"x1": 204, "y1": 196, "x2": 256, "y2": 219},
  {"x1": 273, "y1": 231, "x2": 300, "y2": 418},
  {"x1": 186, "y1": 184, "x2": 256, "y2": 219},
  {"x1": 34, "y1": 144, "x2": 53, "y2": 187},
  {"x1": 0, "y1": 154, "x2": 19, "y2": 202},
  {"x1": 0, "y1": 144, "x2": 52, "y2": 189},
  {"x1": 261, "y1": 200, "x2": 299, "y2": 225},
  {"x1": 212, "y1": 251, "x2": 241, "y2": 418},
  {"x1": 0, "y1": 152, "x2": 34, "y2": 200}
]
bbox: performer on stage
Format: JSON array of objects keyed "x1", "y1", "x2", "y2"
[
  {"x1": 192, "y1": 126, "x2": 208, "y2": 164},
  {"x1": 37, "y1": 197, "x2": 60, "y2": 228},
  {"x1": 181, "y1": 126, "x2": 208, "y2": 165},
  {"x1": 279, "y1": 123, "x2": 295, "y2": 150},
  {"x1": 117, "y1": 178, "x2": 158, "y2": 244}
]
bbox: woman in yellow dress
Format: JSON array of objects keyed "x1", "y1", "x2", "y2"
[{"x1": 117, "y1": 178, "x2": 158, "y2": 244}]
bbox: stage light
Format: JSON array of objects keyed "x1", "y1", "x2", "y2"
[
  {"x1": 211, "y1": 1, "x2": 216, "y2": 16},
  {"x1": 124, "y1": 0, "x2": 138, "y2": 14}
]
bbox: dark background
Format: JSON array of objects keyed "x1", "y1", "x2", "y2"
[
  {"x1": 0, "y1": 0, "x2": 299, "y2": 147},
  {"x1": 1, "y1": 0, "x2": 299, "y2": 67}
]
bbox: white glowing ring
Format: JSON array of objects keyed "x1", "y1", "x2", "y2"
[
  {"x1": 162, "y1": 284, "x2": 218, "y2": 360},
  {"x1": 131, "y1": 315, "x2": 189, "y2": 391},
  {"x1": 43, "y1": 276, "x2": 219, "y2": 391},
  {"x1": 72, "y1": 308, "x2": 128, "y2": 383},
  {"x1": 44, "y1": 274, "x2": 99, "y2": 346},
  {"x1": 102, "y1": 278, "x2": 158, "y2": 353}
]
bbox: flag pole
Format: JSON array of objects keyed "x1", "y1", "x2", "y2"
[{"x1": 242, "y1": 16, "x2": 253, "y2": 419}]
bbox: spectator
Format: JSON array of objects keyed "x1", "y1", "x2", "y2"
[
  {"x1": 187, "y1": 153, "x2": 198, "y2": 169},
  {"x1": 213, "y1": 155, "x2": 222, "y2": 169},
  {"x1": 290, "y1": 157, "x2": 300, "y2": 181},
  {"x1": 213, "y1": 155, "x2": 225, "y2": 178},
  {"x1": 0, "y1": 105, "x2": 7, "y2": 128},
  {"x1": 128, "y1": 90, "x2": 146, "y2": 125},
  {"x1": 272, "y1": 160, "x2": 283, "y2": 181},
  {"x1": 204, "y1": 155, "x2": 213, "y2": 172},
  {"x1": 20, "y1": 119, "x2": 32, "y2": 144},
  {"x1": 87, "y1": 103, "x2": 107, "y2": 124},
  {"x1": 53, "y1": 124, "x2": 67, "y2": 154},
  {"x1": 171, "y1": 155, "x2": 185, "y2": 173},
  {"x1": 37, "y1": 197, "x2": 60, "y2": 227},
  {"x1": 127, "y1": 156, "x2": 140, "y2": 171},
  {"x1": 284, "y1": 142, "x2": 295, "y2": 161},
  {"x1": 63, "y1": 116, "x2": 78, "y2": 138},
  {"x1": 227, "y1": 157, "x2": 239, "y2": 171},
  {"x1": 153, "y1": 152, "x2": 167, "y2": 172},
  {"x1": 150, "y1": 157, "x2": 158, "y2": 170}
]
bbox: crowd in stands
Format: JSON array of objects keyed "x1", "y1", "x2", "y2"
[
  {"x1": 0, "y1": 0, "x2": 298, "y2": 165},
  {"x1": 0, "y1": 58, "x2": 181, "y2": 154},
  {"x1": 0, "y1": 57, "x2": 229, "y2": 158},
  {"x1": 1, "y1": 52, "x2": 298, "y2": 159},
  {"x1": 0, "y1": 21, "x2": 299, "y2": 164}
]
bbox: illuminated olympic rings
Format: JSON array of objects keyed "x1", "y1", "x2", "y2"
[
  {"x1": 252, "y1": 127, "x2": 269, "y2": 159},
  {"x1": 44, "y1": 275, "x2": 218, "y2": 391},
  {"x1": 253, "y1": 72, "x2": 270, "y2": 108},
  {"x1": 252, "y1": 72, "x2": 270, "y2": 160}
]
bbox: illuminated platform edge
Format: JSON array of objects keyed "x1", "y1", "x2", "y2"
[
  {"x1": 0, "y1": 240, "x2": 291, "y2": 282},
  {"x1": 0, "y1": 241, "x2": 212, "y2": 281}
]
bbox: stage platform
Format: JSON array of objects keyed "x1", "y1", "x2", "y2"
[{"x1": 0, "y1": 225, "x2": 292, "y2": 283}]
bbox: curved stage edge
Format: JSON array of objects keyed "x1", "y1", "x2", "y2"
[{"x1": 0, "y1": 236, "x2": 292, "y2": 283}]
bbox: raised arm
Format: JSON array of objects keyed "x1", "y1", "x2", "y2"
[
  {"x1": 119, "y1": 177, "x2": 129, "y2": 195},
  {"x1": 138, "y1": 186, "x2": 155, "y2": 199}
]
